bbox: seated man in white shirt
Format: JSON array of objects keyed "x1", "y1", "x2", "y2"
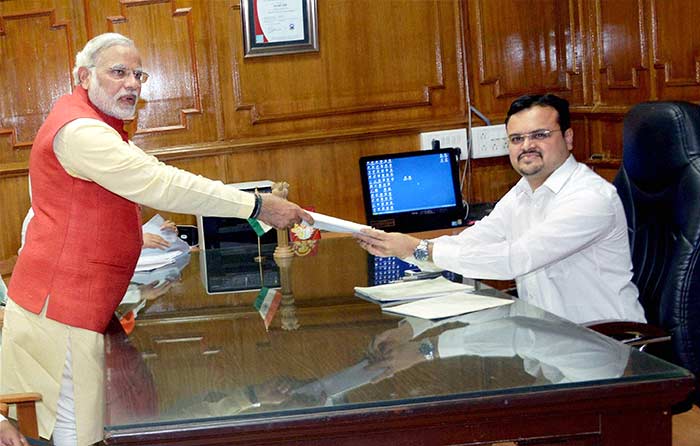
[{"x1": 354, "y1": 93, "x2": 645, "y2": 324}]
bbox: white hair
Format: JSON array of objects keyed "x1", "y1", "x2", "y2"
[{"x1": 72, "y1": 33, "x2": 135, "y2": 86}]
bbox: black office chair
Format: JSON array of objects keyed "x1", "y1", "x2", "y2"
[{"x1": 590, "y1": 101, "x2": 700, "y2": 406}]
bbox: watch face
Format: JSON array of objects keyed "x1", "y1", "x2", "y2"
[{"x1": 414, "y1": 241, "x2": 429, "y2": 261}]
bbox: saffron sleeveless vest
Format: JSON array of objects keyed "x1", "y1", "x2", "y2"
[{"x1": 9, "y1": 87, "x2": 142, "y2": 333}]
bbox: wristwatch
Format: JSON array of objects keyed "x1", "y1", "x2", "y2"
[
  {"x1": 245, "y1": 385, "x2": 261, "y2": 408},
  {"x1": 413, "y1": 239, "x2": 431, "y2": 262},
  {"x1": 418, "y1": 339, "x2": 435, "y2": 361}
]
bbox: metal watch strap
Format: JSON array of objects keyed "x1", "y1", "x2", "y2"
[
  {"x1": 419, "y1": 339, "x2": 435, "y2": 361},
  {"x1": 413, "y1": 239, "x2": 430, "y2": 261}
]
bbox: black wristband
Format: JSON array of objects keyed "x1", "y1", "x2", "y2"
[{"x1": 250, "y1": 192, "x2": 263, "y2": 219}]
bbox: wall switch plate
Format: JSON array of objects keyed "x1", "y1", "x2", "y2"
[
  {"x1": 471, "y1": 124, "x2": 509, "y2": 159},
  {"x1": 420, "y1": 128, "x2": 469, "y2": 160}
]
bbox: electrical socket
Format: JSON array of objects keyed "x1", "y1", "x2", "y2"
[
  {"x1": 420, "y1": 128, "x2": 469, "y2": 160},
  {"x1": 471, "y1": 124, "x2": 509, "y2": 159}
]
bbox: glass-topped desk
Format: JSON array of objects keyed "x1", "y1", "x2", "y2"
[{"x1": 104, "y1": 235, "x2": 694, "y2": 446}]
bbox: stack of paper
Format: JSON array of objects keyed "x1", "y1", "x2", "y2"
[
  {"x1": 308, "y1": 211, "x2": 370, "y2": 234},
  {"x1": 135, "y1": 215, "x2": 191, "y2": 272},
  {"x1": 381, "y1": 292, "x2": 513, "y2": 319},
  {"x1": 354, "y1": 276, "x2": 473, "y2": 303},
  {"x1": 354, "y1": 275, "x2": 513, "y2": 319}
]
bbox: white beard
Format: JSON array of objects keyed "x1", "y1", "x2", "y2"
[{"x1": 88, "y1": 76, "x2": 138, "y2": 120}]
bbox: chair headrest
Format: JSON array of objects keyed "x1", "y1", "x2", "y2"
[{"x1": 623, "y1": 101, "x2": 700, "y2": 192}]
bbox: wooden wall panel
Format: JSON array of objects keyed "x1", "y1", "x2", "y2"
[
  {"x1": 0, "y1": 174, "x2": 29, "y2": 260},
  {"x1": 463, "y1": 0, "x2": 700, "y2": 203},
  {"x1": 217, "y1": 134, "x2": 421, "y2": 223},
  {"x1": 0, "y1": 5, "x2": 75, "y2": 162},
  {"x1": 465, "y1": 0, "x2": 584, "y2": 116},
  {"x1": 85, "y1": 0, "x2": 220, "y2": 147},
  {"x1": 592, "y1": 0, "x2": 650, "y2": 105},
  {"x1": 3, "y1": 0, "x2": 700, "y2": 264},
  {"x1": 213, "y1": 0, "x2": 466, "y2": 139},
  {"x1": 650, "y1": 0, "x2": 700, "y2": 101}
]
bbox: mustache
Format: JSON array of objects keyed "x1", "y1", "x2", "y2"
[
  {"x1": 116, "y1": 88, "x2": 139, "y2": 101},
  {"x1": 518, "y1": 149, "x2": 542, "y2": 161}
]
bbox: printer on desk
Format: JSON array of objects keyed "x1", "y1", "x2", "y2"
[{"x1": 196, "y1": 180, "x2": 280, "y2": 295}]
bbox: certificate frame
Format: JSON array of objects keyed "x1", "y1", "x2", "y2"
[{"x1": 241, "y1": 0, "x2": 319, "y2": 58}]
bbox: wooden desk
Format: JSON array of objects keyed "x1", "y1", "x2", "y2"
[{"x1": 103, "y1": 236, "x2": 693, "y2": 446}]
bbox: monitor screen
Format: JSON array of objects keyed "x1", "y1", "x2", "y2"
[
  {"x1": 367, "y1": 255, "x2": 463, "y2": 286},
  {"x1": 196, "y1": 180, "x2": 279, "y2": 294},
  {"x1": 359, "y1": 148, "x2": 465, "y2": 232},
  {"x1": 368, "y1": 256, "x2": 419, "y2": 285}
]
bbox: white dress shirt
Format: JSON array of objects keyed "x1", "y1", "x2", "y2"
[{"x1": 431, "y1": 155, "x2": 645, "y2": 324}]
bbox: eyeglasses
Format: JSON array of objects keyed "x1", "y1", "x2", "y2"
[
  {"x1": 91, "y1": 65, "x2": 149, "y2": 83},
  {"x1": 507, "y1": 129, "x2": 561, "y2": 145}
]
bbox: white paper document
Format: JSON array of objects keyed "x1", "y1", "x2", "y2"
[
  {"x1": 291, "y1": 359, "x2": 383, "y2": 401},
  {"x1": 382, "y1": 291, "x2": 513, "y2": 319},
  {"x1": 308, "y1": 211, "x2": 370, "y2": 234},
  {"x1": 135, "y1": 215, "x2": 191, "y2": 271},
  {"x1": 354, "y1": 276, "x2": 473, "y2": 303}
]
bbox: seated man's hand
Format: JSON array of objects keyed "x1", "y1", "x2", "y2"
[
  {"x1": 160, "y1": 219, "x2": 178, "y2": 233},
  {"x1": 142, "y1": 232, "x2": 171, "y2": 250},
  {"x1": 353, "y1": 228, "x2": 421, "y2": 259},
  {"x1": 139, "y1": 280, "x2": 174, "y2": 301},
  {"x1": 254, "y1": 377, "x2": 296, "y2": 405},
  {"x1": 365, "y1": 340, "x2": 427, "y2": 383},
  {"x1": 367, "y1": 322, "x2": 415, "y2": 362},
  {"x1": 0, "y1": 419, "x2": 27, "y2": 446}
]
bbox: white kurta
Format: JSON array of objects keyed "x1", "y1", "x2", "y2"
[{"x1": 2, "y1": 117, "x2": 261, "y2": 444}]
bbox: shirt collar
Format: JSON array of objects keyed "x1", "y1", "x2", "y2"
[{"x1": 515, "y1": 154, "x2": 577, "y2": 196}]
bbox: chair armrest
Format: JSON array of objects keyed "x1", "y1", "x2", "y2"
[
  {"x1": 0, "y1": 393, "x2": 42, "y2": 405},
  {"x1": 585, "y1": 321, "x2": 670, "y2": 347},
  {"x1": 0, "y1": 393, "x2": 42, "y2": 439}
]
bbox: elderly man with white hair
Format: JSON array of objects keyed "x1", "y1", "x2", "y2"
[{"x1": 1, "y1": 33, "x2": 312, "y2": 446}]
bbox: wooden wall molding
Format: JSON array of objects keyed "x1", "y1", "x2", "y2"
[
  {"x1": 470, "y1": 0, "x2": 581, "y2": 99},
  {"x1": 242, "y1": 89, "x2": 438, "y2": 125},
  {"x1": 229, "y1": 0, "x2": 450, "y2": 126},
  {"x1": 0, "y1": 116, "x2": 470, "y2": 180},
  {"x1": 594, "y1": 0, "x2": 648, "y2": 90},
  {"x1": 0, "y1": 8, "x2": 73, "y2": 149},
  {"x1": 107, "y1": 0, "x2": 203, "y2": 135},
  {"x1": 650, "y1": 0, "x2": 700, "y2": 91}
]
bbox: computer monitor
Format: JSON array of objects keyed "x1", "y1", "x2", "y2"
[
  {"x1": 368, "y1": 256, "x2": 419, "y2": 285},
  {"x1": 196, "y1": 180, "x2": 279, "y2": 294},
  {"x1": 359, "y1": 148, "x2": 465, "y2": 233}
]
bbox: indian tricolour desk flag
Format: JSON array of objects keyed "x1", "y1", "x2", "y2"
[
  {"x1": 247, "y1": 218, "x2": 272, "y2": 237},
  {"x1": 254, "y1": 287, "x2": 282, "y2": 330}
]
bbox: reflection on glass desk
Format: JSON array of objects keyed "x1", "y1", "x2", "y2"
[
  {"x1": 104, "y1": 236, "x2": 694, "y2": 446},
  {"x1": 200, "y1": 243, "x2": 280, "y2": 294}
]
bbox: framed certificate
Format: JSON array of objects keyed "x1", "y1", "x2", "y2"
[{"x1": 241, "y1": 0, "x2": 319, "y2": 57}]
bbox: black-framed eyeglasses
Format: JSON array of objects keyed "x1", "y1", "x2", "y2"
[
  {"x1": 90, "y1": 65, "x2": 149, "y2": 83},
  {"x1": 507, "y1": 129, "x2": 561, "y2": 145}
]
